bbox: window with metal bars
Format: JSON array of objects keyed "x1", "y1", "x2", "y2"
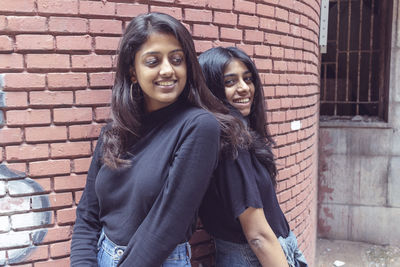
[{"x1": 320, "y1": 0, "x2": 393, "y2": 121}]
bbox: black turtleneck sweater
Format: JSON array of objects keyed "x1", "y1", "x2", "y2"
[
  {"x1": 70, "y1": 100, "x2": 220, "y2": 267},
  {"x1": 199, "y1": 111, "x2": 290, "y2": 244}
]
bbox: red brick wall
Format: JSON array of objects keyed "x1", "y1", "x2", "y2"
[{"x1": 0, "y1": 0, "x2": 320, "y2": 266}]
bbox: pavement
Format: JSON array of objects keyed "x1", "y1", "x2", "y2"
[{"x1": 316, "y1": 238, "x2": 400, "y2": 267}]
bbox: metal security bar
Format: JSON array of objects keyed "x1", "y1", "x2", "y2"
[{"x1": 320, "y1": 0, "x2": 393, "y2": 120}]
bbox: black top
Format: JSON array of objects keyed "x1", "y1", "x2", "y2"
[
  {"x1": 71, "y1": 100, "x2": 220, "y2": 267},
  {"x1": 199, "y1": 119, "x2": 290, "y2": 244}
]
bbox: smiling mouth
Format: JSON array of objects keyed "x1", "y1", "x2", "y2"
[
  {"x1": 155, "y1": 80, "x2": 176, "y2": 86},
  {"x1": 233, "y1": 98, "x2": 251, "y2": 104}
]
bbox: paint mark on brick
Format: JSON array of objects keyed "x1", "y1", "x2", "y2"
[{"x1": 0, "y1": 165, "x2": 51, "y2": 265}]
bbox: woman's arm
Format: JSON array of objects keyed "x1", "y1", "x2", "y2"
[
  {"x1": 239, "y1": 207, "x2": 288, "y2": 267},
  {"x1": 70, "y1": 132, "x2": 104, "y2": 266}
]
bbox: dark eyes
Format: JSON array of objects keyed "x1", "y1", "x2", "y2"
[
  {"x1": 144, "y1": 54, "x2": 184, "y2": 67},
  {"x1": 224, "y1": 76, "x2": 253, "y2": 87}
]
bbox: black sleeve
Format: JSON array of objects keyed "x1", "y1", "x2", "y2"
[
  {"x1": 118, "y1": 113, "x2": 220, "y2": 267},
  {"x1": 70, "y1": 130, "x2": 104, "y2": 267},
  {"x1": 217, "y1": 148, "x2": 264, "y2": 219}
]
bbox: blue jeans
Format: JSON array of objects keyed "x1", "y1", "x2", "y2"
[
  {"x1": 97, "y1": 229, "x2": 191, "y2": 267},
  {"x1": 215, "y1": 231, "x2": 308, "y2": 267}
]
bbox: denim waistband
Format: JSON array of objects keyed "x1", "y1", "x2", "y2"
[
  {"x1": 97, "y1": 229, "x2": 191, "y2": 261},
  {"x1": 278, "y1": 231, "x2": 308, "y2": 267}
]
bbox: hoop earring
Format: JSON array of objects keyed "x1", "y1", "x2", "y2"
[{"x1": 130, "y1": 82, "x2": 143, "y2": 102}]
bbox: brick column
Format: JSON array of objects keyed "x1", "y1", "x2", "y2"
[{"x1": 0, "y1": 0, "x2": 320, "y2": 266}]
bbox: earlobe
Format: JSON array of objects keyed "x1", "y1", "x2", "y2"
[{"x1": 130, "y1": 67, "x2": 137, "y2": 84}]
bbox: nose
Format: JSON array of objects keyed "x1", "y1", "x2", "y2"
[
  {"x1": 236, "y1": 79, "x2": 250, "y2": 93},
  {"x1": 159, "y1": 59, "x2": 173, "y2": 77}
]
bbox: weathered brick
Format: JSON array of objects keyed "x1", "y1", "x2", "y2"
[
  {"x1": 0, "y1": 36, "x2": 13, "y2": 51},
  {"x1": 71, "y1": 55, "x2": 112, "y2": 70},
  {"x1": 26, "y1": 54, "x2": 70, "y2": 70},
  {"x1": 56, "y1": 35, "x2": 91, "y2": 51},
  {"x1": 69, "y1": 124, "x2": 103, "y2": 140},
  {"x1": 89, "y1": 19, "x2": 122, "y2": 35},
  {"x1": 15, "y1": 34, "x2": 54, "y2": 51},
  {"x1": 89, "y1": 72, "x2": 115, "y2": 87},
  {"x1": 238, "y1": 14, "x2": 259, "y2": 28},
  {"x1": 0, "y1": 216, "x2": 9, "y2": 231},
  {"x1": 37, "y1": 0, "x2": 78, "y2": 15},
  {"x1": 57, "y1": 207, "x2": 76, "y2": 225},
  {"x1": 177, "y1": 0, "x2": 207, "y2": 6},
  {"x1": 75, "y1": 89, "x2": 111, "y2": 105},
  {"x1": 276, "y1": 7, "x2": 289, "y2": 20},
  {"x1": 116, "y1": 3, "x2": 148, "y2": 18},
  {"x1": 207, "y1": 0, "x2": 233, "y2": 10},
  {"x1": 213, "y1": 12, "x2": 237, "y2": 26},
  {"x1": 54, "y1": 174, "x2": 86, "y2": 191},
  {"x1": 7, "y1": 109, "x2": 51, "y2": 126},
  {"x1": 0, "y1": 0, "x2": 35, "y2": 13},
  {"x1": 75, "y1": 190, "x2": 83, "y2": 204},
  {"x1": 73, "y1": 157, "x2": 91, "y2": 173},
  {"x1": 11, "y1": 211, "x2": 53, "y2": 229},
  {"x1": 4, "y1": 73, "x2": 46, "y2": 90},
  {"x1": 220, "y1": 28, "x2": 242, "y2": 41},
  {"x1": 0, "y1": 231, "x2": 30, "y2": 248},
  {"x1": 94, "y1": 37, "x2": 119, "y2": 52},
  {"x1": 256, "y1": 3, "x2": 274, "y2": 17},
  {"x1": 0, "y1": 128, "x2": 22, "y2": 145},
  {"x1": 14, "y1": 244, "x2": 49, "y2": 263},
  {"x1": 50, "y1": 240, "x2": 71, "y2": 258},
  {"x1": 260, "y1": 17, "x2": 277, "y2": 31},
  {"x1": 6, "y1": 16, "x2": 47, "y2": 32},
  {"x1": 53, "y1": 107, "x2": 92, "y2": 123},
  {"x1": 244, "y1": 29, "x2": 263, "y2": 42},
  {"x1": 184, "y1": 9, "x2": 212, "y2": 22},
  {"x1": 0, "y1": 54, "x2": 24, "y2": 70},
  {"x1": 94, "y1": 106, "x2": 110, "y2": 122},
  {"x1": 34, "y1": 257, "x2": 70, "y2": 267},
  {"x1": 234, "y1": 0, "x2": 256, "y2": 14},
  {"x1": 4, "y1": 163, "x2": 26, "y2": 174},
  {"x1": 39, "y1": 226, "x2": 72, "y2": 244},
  {"x1": 26, "y1": 126, "x2": 67, "y2": 142},
  {"x1": 0, "y1": 196, "x2": 30, "y2": 214},
  {"x1": 80, "y1": 1, "x2": 115, "y2": 16},
  {"x1": 6, "y1": 144, "x2": 49, "y2": 161},
  {"x1": 30, "y1": 91, "x2": 73, "y2": 106},
  {"x1": 194, "y1": 40, "x2": 213, "y2": 53},
  {"x1": 0, "y1": 16, "x2": 6, "y2": 31},
  {"x1": 255, "y1": 45, "x2": 270, "y2": 57},
  {"x1": 5, "y1": 91, "x2": 28, "y2": 107},
  {"x1": 29, "y1": 159, "x2": 70, "y2": 176},
  {"x1": 50, "y1": 141, "x2": 91, "y2": 158},
  {"x1": 49, "y1": 17, "x2": 88, "y2": 33},
  {"x1": 150, "y1": 6, "x2": 182, "y2": 20},
  {"x1": 192, "y1": 24, "x2": 218, "y2": 39},
  {"x1": 47, "y1": 73, "x2": 87, "y2": 89},
  {"x1": 49, "y1": 192, "x2": 73, "y2": 208}
]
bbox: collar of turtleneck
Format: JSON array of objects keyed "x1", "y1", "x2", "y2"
[{"x1": 141, "y1": 97, "x2": 188, "y2": 131}]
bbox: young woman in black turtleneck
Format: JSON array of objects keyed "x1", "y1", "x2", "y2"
[
  {"x1": 70, "y1": 13, "x2": 248, "y2": 267},
  {"x1": 199, "y1": 47, "x2": 308, "y2": 267}
]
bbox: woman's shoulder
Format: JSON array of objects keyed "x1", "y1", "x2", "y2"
[{"x1": 181, "y1": 106, "x2": 219, "y2": 126}]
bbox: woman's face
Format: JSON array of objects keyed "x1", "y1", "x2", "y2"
[
  {"x1": 132, "y1": 33, "x2": 187, "y2": 112},
  {"x1": 223, "y1": 59, "x2": 255, "y2": 116}
]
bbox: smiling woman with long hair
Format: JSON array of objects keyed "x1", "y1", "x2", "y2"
[
  {"x1": 70, "y1": 14, "x2": 248, "y2": 267},
  {"x1": 199, "y1": 47, "x2": 308, "y2": 267}
]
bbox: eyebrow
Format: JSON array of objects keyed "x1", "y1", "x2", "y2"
[
  {"x1": 224, "y1": 71, "x2": 251, "y2": 78},
  {"x1": 142, "y1": 49, "x2": 184, "y2": 57}
]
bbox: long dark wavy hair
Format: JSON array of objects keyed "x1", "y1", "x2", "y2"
[
  {"x1": 198, "y1": 47, "x2": 277, "y2": 184},
  {"x1": 102, "y1": 13, "x2": 249, "y2": 168}
]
